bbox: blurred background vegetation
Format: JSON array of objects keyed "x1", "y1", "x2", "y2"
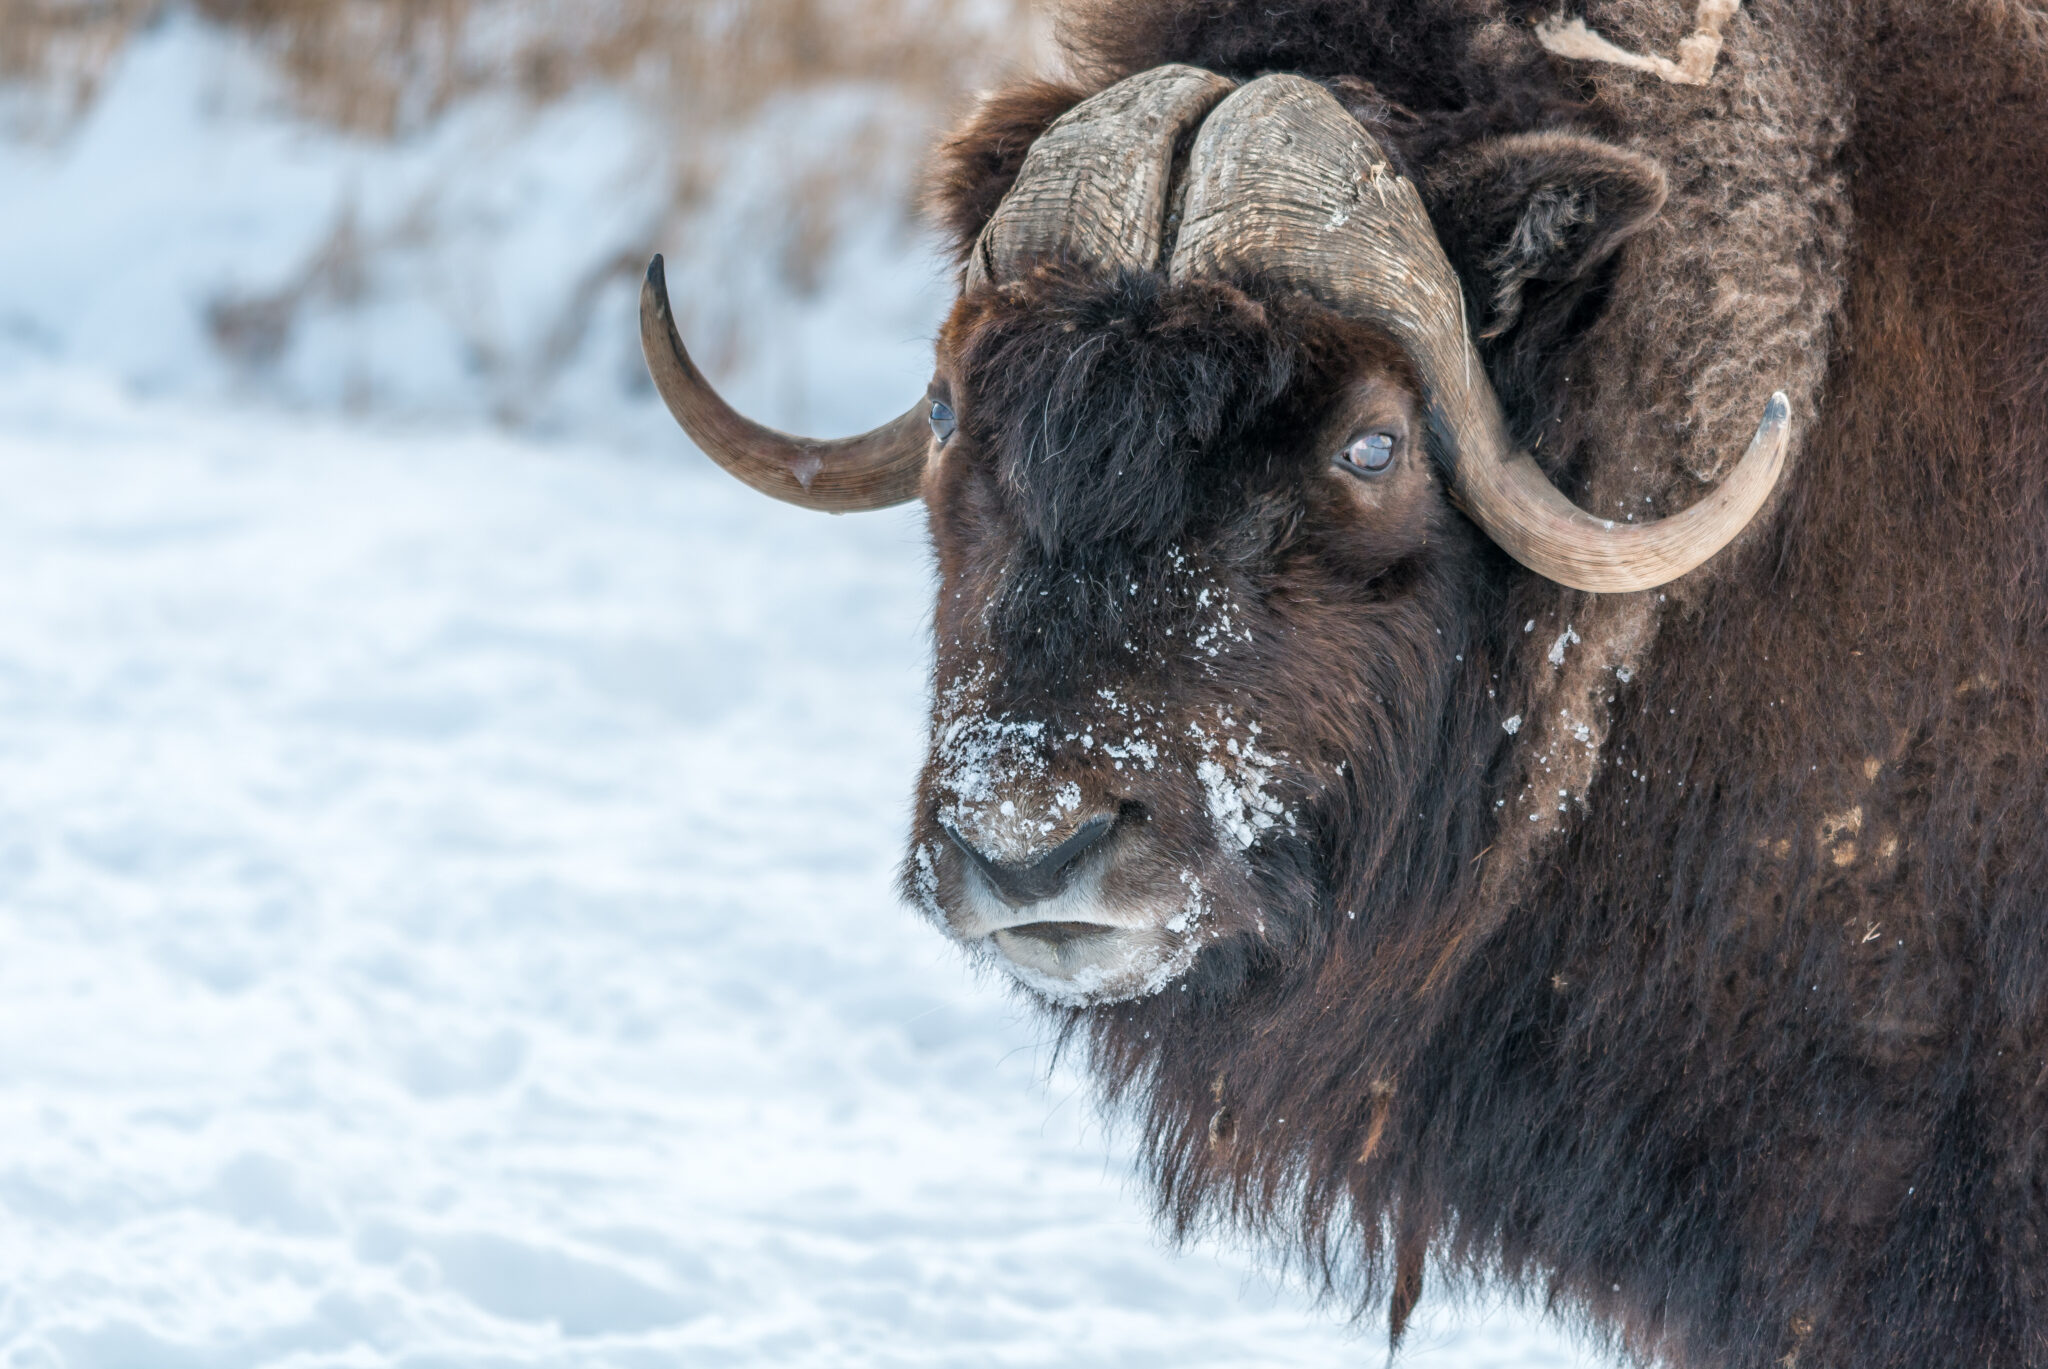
[
  {"x1": 11, "y1": 0, "x2": 1038, "y2": 123},
  {"x1": 0, "y1": 0, "x2": 1042, "y2": 427}
]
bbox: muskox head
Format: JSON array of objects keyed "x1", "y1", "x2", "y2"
[{"x1": 643, "y1": 68, "x2": 1789, "y2": 1006}]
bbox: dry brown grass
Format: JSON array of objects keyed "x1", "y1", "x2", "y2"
[
  {"x1": 4, "y1": 0, "x2": 1041, "y2": 268},
  {"x1": 12, "y1": 0, "x2": 1040, "y2": 387},
  {"x1": 6, "y1": 0, "x2": 1038, "y2": 135},
  {"x1": 8, "y1": 0, "x2": 1041, "y2": 393},
  {"x1": 2, "y1": 0, "x2": 161, "y2": 120}
]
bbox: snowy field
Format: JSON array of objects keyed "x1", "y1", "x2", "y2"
[
  {"x1": 0, "y1": 11, "x2": 1604, "y2": 1365},
  {"x1": 0, "y1": 370, "x2": 1604, "y2": 1366}
]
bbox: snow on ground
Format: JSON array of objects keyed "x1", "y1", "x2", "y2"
[
  {"x1": 0, "y1": 367, "x2": 1602, "y2": 1366},
  {"x1": 0, "y1": 11, "x2": 1609, "y2": 1363}
]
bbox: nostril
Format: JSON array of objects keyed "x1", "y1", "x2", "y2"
[{"x1": 943, "y1": 813, "x2": 1116, "y2": 907}]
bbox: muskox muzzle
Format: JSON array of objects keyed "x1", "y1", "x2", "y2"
[{"x1": 639, "y1": 65, "x2": 1790, "y2": 593}]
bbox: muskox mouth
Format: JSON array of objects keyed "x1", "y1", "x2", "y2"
[
  {"x1": 985, "y1": 918, "x2": 1197, "y2": 1005},
  {"x1": 1003, "y1": 919, "x2": 1117, "y2": 948},
  {"x1": 931, "y1": 833, "x2": 1216, "y2": 1005}
]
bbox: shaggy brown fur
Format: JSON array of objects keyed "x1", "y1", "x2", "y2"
[{"x1": 903, "y1": 3, "x2": 2048, "y2": 1365}]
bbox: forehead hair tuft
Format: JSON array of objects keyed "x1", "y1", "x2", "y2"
[{"x1": 944, "y1": 262, "x2": 1414, "y2": 556}]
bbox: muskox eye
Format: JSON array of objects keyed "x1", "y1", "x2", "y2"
[
  {"x1": 1336, "y1": 431, "x2": 1396, "y2": 476},
  {"x1": 929, "y1": 399, "x2": 957, "y2": 444}
]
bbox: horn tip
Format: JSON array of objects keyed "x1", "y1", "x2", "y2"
[
  {"x1": 644, "y1": 255, "x2": 672, "y2": 317},
  {"x1": 1762, "y1": 390, "x2": 1790, "y2": 429},
  {"x1": 642, "y1": 254, "x2": 680, "y2": 335}
]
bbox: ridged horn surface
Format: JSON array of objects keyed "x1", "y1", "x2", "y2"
[
  {"x1": 639, "y1": 255, "x2": 928, "y2": 512},
  {"x1": 1170, "y1": 74, "x2": 1789, "y2": 593},
  {"x1": 967, "y1": 63, "x2": 1236, "y2": 287}
]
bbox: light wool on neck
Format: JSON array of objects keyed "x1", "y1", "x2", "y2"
[{"x1": 1536, "y1": 0, "x2": 1743, "y2": 86}]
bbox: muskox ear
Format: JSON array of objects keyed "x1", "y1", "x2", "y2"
[
  {"x1": 1421, "y1": 130, "x2": 1668, "y2": 341},
  {"x1": 925, "y1": 80, "x2": 1091, "y2": 267}
]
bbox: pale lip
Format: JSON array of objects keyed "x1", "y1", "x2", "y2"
[{"x1": 947, "y1": 862, "x2": 1202, "y2": 1005}]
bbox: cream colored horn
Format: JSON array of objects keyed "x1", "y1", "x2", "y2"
[
  {"x1": 966, "y1": 63, "x2": 1235, "y2": 287},
  {"x1": 1170, "y1": 74, "x2": 1788, "y2": 593},
  {"x1": 639, "y1": 255, "x2": 929, "y2": 512}
]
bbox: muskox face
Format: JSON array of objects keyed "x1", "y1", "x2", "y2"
[
  {"x1": 638, "y1": 66, "x2": 1789, "y2": 1010},
  {"x1": 906, "y1": 267, "x2": 1469, "y2": 1003}
]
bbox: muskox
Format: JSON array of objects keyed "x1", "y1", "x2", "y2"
[{"x1": 640, "y1": 2, "x2": 2048, "y2": 1364}]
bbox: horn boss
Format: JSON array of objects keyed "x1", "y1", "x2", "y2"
[{"x1": 640, "y1": 66, "x2": 1787, "y2": 590}]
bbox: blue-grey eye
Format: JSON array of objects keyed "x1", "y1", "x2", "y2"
[
  {"x1": 929, "y1": 399, "x2": 957, "y2": 444},
  {"x1": 1336, "y1": 431, "x2": 1396, "y2": 476}
]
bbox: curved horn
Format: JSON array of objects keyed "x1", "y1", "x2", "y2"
[
  {"x1": 639, "y1": 255, "x2": 928, "y2": 512},
  {"x1": 967, "y1": 63, "x2": 1236, "y2": 287},
  {"x1": 1169, "y1": 75, "x2": 1789, "y2": 594}
]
